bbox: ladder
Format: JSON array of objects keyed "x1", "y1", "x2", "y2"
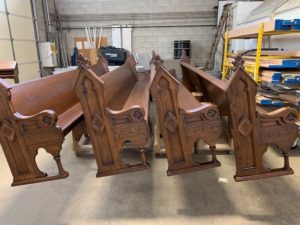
[{"x1": 205, "y1": 3, "x2": 232, "y2": 70}]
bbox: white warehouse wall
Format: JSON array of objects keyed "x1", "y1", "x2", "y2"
[
  {"x1": 55, "y1": 0, "x2": 218, "y2": 66},
  {"x1": 229, "y1": 0, "x2": 300, "y2": 54}
]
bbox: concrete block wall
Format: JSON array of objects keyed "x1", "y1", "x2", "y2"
[
  {"x1": 56, "y1": 0, "x2": 217, "y2": 14},
  {"x1": 54, "y1": 0, "x2": 218, "y2": 66},
  {"x1": 132, "y1": 26, "x2": 215, "y2": 66}
]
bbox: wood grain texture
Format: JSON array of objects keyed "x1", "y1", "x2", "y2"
[
  {"x1": 150, "y1": 55, "x2": 222, "y2": 175},
  {"x1": 0, "y1": 61, "x2": 19, "y2": 83},
  {"x1": 0, "y1": 70, "x2": 80, "y2": 186},
  {"x1": 180, "y1": 55, "x2": 298, "y2": 181},
  {"x1": 74, "y1": 53, "x2": 151, "y2": 177}
]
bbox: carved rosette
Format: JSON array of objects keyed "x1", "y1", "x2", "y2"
[
  {"x1": 204, "y1": 108, "x2": 219, "y2": 121},
  {"x1": 284, "y1": 112, "x2": 297, "y2": 124},
  {"x1": 130, "y1": 109, "x2": 144, "y2": 122},
  {"x1": 38, "y1": 113, "x2": 56, "y2": 128}
]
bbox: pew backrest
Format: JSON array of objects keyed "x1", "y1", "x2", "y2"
[{"x1": 10, "y1": 70, "x2": 78, "y2": 116}]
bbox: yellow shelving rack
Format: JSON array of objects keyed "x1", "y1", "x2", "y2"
[{"x1": 221, "y1": 19, "x2": 300, "y2": 82}]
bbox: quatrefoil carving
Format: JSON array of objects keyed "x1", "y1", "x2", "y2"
[
  {"x1": 164, "y1": 112, "x2": 178, "y2": 133},
  {"x1": 92, "y1": 113, "x2": 104, "y2": 133}
]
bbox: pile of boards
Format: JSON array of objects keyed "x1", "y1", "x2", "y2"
[
  {"x1": 228, "y1": 50, "x2": 300, "y2": 109},
  {"x1": 228, "y1": 50, "x2": 300, "y2": 83}
]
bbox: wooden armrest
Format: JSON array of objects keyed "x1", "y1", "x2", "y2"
[
  {"x1": 107, "y1": 105, "x2": 145, "y2": 123},
  {"x1": 14, "y1": 110, "x2": 58, "y2": 128},
  {"x1": 181, "y1": 103, "x2": 220, "y2": 121},
  {"x1": 257, "y1": 106, "x2": 297, "y2": 124},
  {"x1": 58, "y1": 103, "x2": 83, "y2": 135}
]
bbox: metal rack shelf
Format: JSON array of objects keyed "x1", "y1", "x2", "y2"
[{"x1": 222, "y1": 19, "x2": 300, "y2": 82}]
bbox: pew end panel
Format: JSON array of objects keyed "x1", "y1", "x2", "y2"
[
  {"x1": 181, "y1": 56, "x2": 298, "y2": 181},
  {"x1": 230, "y1": 66, "x2": 297, "y2": 181},
  {"x1": 73, "y1": 65, "x2": 120, "y2": 175},
  {"x1": 0, "y1": 79, "x2": 71, "y2": 186},
  {"x1": 150, "y1": 64, "x2": 222, "y2": 176},
  {"x1": 74, "y1": 55, "x2": 151, "y2": 177}
]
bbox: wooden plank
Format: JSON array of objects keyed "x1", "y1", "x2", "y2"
[
  {"x1": 248, "y1": 50, "x2": 300, "y2": 57},
  {"x1": 256, "y1": 94, "x2": 286, "y2": 106},
  {"x1": 260, "y1": 76, "x2": 280, "y2": 84},
  {"x1": 0, "y1": 61, "x2": 19, "y2": 83},
  {"x1": 228, "y1": 56, "x2": 300, "y2": 69},
  {"x1": 0, "y1": 61, "x2": 17, "y2": 71},
  {"x1": 260, "y1": 70, "x2": 281, "y2": 83},
  {"x1": 258, "y1": 92, "x2": 300, "y2": 106}
]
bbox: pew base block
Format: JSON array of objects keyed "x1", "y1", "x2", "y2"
[
  {"x1": 11, "y1": 171, "x2": 69, "y2": 187},
  {"x1": 155, "y1": 152, "x2": 167, "y2": 158},
  {"x1": 234, "y1": 168, "x2": 294, "y2": 182},
  {"x1": 96, "y1": 163, "x2": 151, "y2": 177},
  {"x1": 167, "y1": 160, "x2": 221, "y2": 176}
]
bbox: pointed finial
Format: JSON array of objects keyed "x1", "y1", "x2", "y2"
[
  {"x1": 77, "y1": 54, "x2": 89, "y2": 66},
  {"x1": 233, "y1": 54, "x2": 245, "y2": 71}
]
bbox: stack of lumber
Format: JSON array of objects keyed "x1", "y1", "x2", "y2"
[
  {"x1": 241, "y1": 56, "x2": 300, "y2": 69},
  {"x1": 228, "y1": 55, "x2": 300, "y2": 69},
  {"x1": 260, "y1": 70, "x2": 300, "y2": 84},
  {"x1": 256, "y1": 92, "x2": 300, "y2": 107},
  {"x1": 256, "y1": 93, "x2": 286, "y2": 106},
  {"x1": 256, "y1": 83, "x2": 300, "y2": 108},
  {"x1": 228, "y1": 50, "x2": 300, "y2": 84}
]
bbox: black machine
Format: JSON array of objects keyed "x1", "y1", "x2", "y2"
[{"x1": 99, "y1": 46, "x2": 128, "y2": 65}]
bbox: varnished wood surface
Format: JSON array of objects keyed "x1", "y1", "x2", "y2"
[
  {"x1": 0, "y1": 57, "x2": 110, "y2": 186},
  {"x1": 0, "y1": 61, "x2": 19, "y2": 83},
  {"x1": 0, "y1": 69, "x2": 84, "y2": 186},
  {"x1": 0, "y1": 61, "x2": 17, "y2": 71},
  {"x1": 11, "y1": 70, "x2": 78, "y2": 116},
  {"x1": 150, "y1": 55, "x2": 222, "y2": 176},
  {"x1": 74, "y1": 53, "x2": 151, "y2": 177},
  {"x1": 180, "y1": 56, "x2": 298, "y2": 181}
]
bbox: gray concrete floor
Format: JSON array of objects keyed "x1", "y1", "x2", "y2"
[{"x1": 1, "y1": 134, "x2": 300, "y2": 225}]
